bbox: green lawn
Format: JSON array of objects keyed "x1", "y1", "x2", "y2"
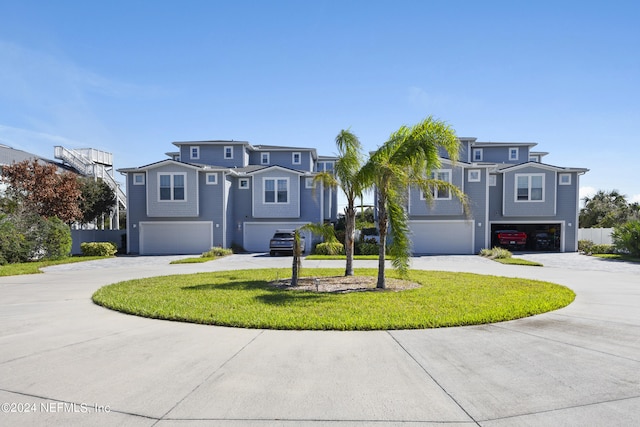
[
  {"x1": 304, "y1": 255, "x2": 382, "y2": 260},
  {"x1": 92, "y1": 268, "x2": 574, "y2": 330},
  {"x1": 592, "y1": 254, "x2": 640, "y2": 263},
  {"x1": 493, "y1": 258, "x2": 543, "y2": 266},
  {"x1": 0, "y1": 256, "x2": 112, "y2": 276}
]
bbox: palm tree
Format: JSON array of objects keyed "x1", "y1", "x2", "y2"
[
  {"x1": 313, "y1": 129, "x2": 364, "y2": 276},
  {"x1": 359, "y1": 117, "x2": 466, "y2": 289}
]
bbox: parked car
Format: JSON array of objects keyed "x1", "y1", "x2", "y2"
[
  {"x1": 269, "y1": 230, "x2": 305, "y2": 256},
  {"x1": 495, "y1": 230, "x2": 527, "y2": 249},
  {"x1": 534, "y1": 232, "x2": 552, "y2": 250}
]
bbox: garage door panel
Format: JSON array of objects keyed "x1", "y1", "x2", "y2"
[
  {"x1": 140, "y1": 222, "x2": 213, "y2": 255},
  {"x1": 409, "y1": 221, "x2": 474, "y2": 255}
]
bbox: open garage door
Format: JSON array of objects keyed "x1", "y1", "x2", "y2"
[
  {"x1": 139, "y1": 221, "x2": 213, "y2": 255},
  {"x1": 408, "y1": 220, "x2": 474, "y2": 255},
  {"x1": 243, "y1": 222, "x2": 310, "y2": 253},
  {"x1": 490, "y1": 223, "x2": 562, "y2": 251}
]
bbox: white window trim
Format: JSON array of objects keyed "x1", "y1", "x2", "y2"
[
  {"x1": 263, "y1": 177, "x2": 290, "y2": 204},
  {"x1": 509, "y1": 147, "x2": 519, "y2": 161},
  {"x1": 158, "y1": 172, "x2": 187, "y2": 202},
  {"x1": 473, "y1": 148, "x2": 483, "y2": 162},
  {"x1": 529, "y1": 156, "x2": 539, "y2": 162},
  {"x1": 489, "y1": 174, "x2": 497, "y2": 187},
  {"x1": 190, "y1": 146, "x2": 200, "y2": 160},
  {"x1": 421, "y1": 169, "x2": 452, "y2": 200},
  {"x1": 261, "y1": 152, "x2": 270, "y2": 165},
  {"x1": 239, "y1": 178, "x2": 250, "y2": 189},
  {"x1": 559, "y1": 173, "x2": 571, "y2": 185},
  {"x1": 468, "y1": 169, "x2": 481, "y2": 182},
  {"x1": 515, "y1": 173, "x2": 545, "y2": 202},
  {"x1": 292, "y1": 152, "x2": 301, "y2": 165},
  {"x1": 206, "y1": 173, "x2": 218, "y2": 185},
  {"x1": 224, "y1": 146, "x2": 233, "y2": 159},
  {"x1": 305, "y1": 177, "x2": 315, "y2": 189},
  {"x1": 133, "y1": 173, "x2": 145, "y2": 185}
]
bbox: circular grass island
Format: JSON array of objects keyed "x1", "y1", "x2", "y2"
[{"x1": 92, "y1": 268, "x2": 575, "y2": 330}]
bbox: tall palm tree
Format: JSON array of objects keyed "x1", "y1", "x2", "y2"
[
  {"x1": 314, "y1": 129, "x2": 364, "y2": 276},
  {"x1": 359, "y1": 117, "x2": 466, "y2": 289}
]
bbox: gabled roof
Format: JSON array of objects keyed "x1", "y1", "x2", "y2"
[
  {"x1": 496, "y1": 161, "x2": 589, "y2": 174},
  {"x1": 234, "y1": 164, "x2": 311, "y2": 176},
  {"x1": 171, "y1": 140, "x2": 252, "y2": 148},
  {"x1": 471, "y1": 141, "x2": 538, "y2": 148},
  {"x1": 118, "y1": 159, "x2": 208, "y2": 173}
]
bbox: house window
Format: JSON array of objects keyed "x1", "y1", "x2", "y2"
[
  {"x1": 529, "y1": 155, "x2": 539, "y2": 162},
  {"x1": 421, "y1": 169, "x2": 451, "y2": 200},
  {"x1": 559, "y1": 173, "x2": 571, "y2": 185},
  {"x1": 468, "y1": 170, "x2": 481, "y2": 182},
  {"x1": 264, "y1": 178, "x2": 288, "y2": 203},
  {"x1": 224, "y1": 146, "x2": 233, "y2": 159},
  {"x1": 190, "y1": 146, "x2": 200, "y2": 160},
  {"x1": 509, "y1": 147, "x2": 519, "y2": 161},
  {"x1": 473, "y1": 148, "x2": 483, "y2": 162},
  {"x1": 158, "y1": 173, "x2": 186, "y2": 201},
  {"x1": 305, "y1": 177, "x2": 315, "y2": 188},
  {"x1": 133, "y1": 173, "x2": 145, "y2": 185},
  {"x1": 292, "y1": 152, "x2": 301, "y2": 165},
  {"x1": 489, "y1": 174, "x2": 497, "y2": 187},
  {"x1": 261, "y1": 152, "x2": 270, "y2": 165},
  {"x1": 239, "y1": 178, "x2": 249, "y2": 189},
  {"x1": 516, "y1": 174, "x2": 544, "y2": 202},
  {"x1": 206, "y1": 173, "x2": 218, "y2": 185}
]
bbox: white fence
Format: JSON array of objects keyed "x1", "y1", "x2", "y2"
[{"x1": 578, "y1": 228, "x2": 613, "y2": 245}]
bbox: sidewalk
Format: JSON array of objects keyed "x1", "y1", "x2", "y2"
[{"x1": 0, "y1": 254, "x2": 639, "y2": 426}]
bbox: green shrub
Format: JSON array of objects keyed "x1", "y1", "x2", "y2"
[
  {"x1": 479, "y1": 247, "x2": 512, "y2": 259},
  {"x1": 357, "y1": 241, "x2": 380, "y2": 255},
  {"x1": 201, "y1": 247, "x2": 233, "y2": 257},
  {"x1": 578, "y1": 240, "x2": 594, "y2": 254},
  {"x1": 81, "y1": 242, "x2": 118, "y2": 257},
  {"x1": 0, "y1": 216, "x2": 32, "y2": 264},
  {"x1": 314, "y1": 242, "x2": 344, "y2": 255},
  {"x1": 589, "y1": 244, "x2": 616, "y2": 255},
  {"x1": 612, "y1": 220, "x2": 640, "y2": 257},
  {"x1": 40, "y1": 217, "x2": 72, "y2": 260}
]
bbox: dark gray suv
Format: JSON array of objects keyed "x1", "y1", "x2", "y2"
[{"x1": 269, "y1": 230, "x2": 305, "y2": 256}]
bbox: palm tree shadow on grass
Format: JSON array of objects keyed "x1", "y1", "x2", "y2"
[{"x1": 180, "y1": 280, "x2": 329, "y2": 305}]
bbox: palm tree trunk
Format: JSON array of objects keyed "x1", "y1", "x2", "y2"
[
  {"x1": 344, "y1": 206, "x2": 355, "y2": 276},
  {"x1": 376, "y1": 196, "x2": 387, "y2": 289}
]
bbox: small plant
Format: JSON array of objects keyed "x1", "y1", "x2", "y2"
[
  {"x1": 578, "y1": 240, "x2": 594, "y2": 254},
  {"x1": 314, "y1": 242, "x2": 344, "y2": 255},
  {"x1": 201, "y1": 247, "x2": 233, "y2": 258},
  {"x1": 589, "y1": 244, "x2": 616, "y2": 255},
  {"x1": 480, "y1": 247, "x2": 512, "y2": 259},
  {"x1": 81, "y1": 242, "x2": 118, "y2": 257}
]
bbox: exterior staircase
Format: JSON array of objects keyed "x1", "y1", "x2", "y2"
[{"x1": 54, "y1": 146, "x2": 126, "y2": 229}]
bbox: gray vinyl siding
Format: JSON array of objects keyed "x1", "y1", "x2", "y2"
[
  {"x1": 503, "y1": 166, "x2": 556, "y2": 217},
  {"x1": 408, "y1": 167, "x2": 465, "y2": 216},
  {"x1": 488, "y1": 174, "x2": 504, "y2": 222},
  {"x1": 147, "y1": 164, "x2": 199, "y2": 217},
  {"x1": 300, "y1": 177, "x2": 323, "y2": 223},
  {"x1": 479, "y1": 146, "x2": 530, "y2": 164},
  {"x1": 556, "y1": 172, "x2": 580, "y2": 251},
  {"x1": 465, "y1": 169, "x2": 488, "y2": 252},
  {"x1": 125, "y1": 173, "x2": 147, "y2": 254},
  {"x1": 230, "y1": 175, "x2": 253, "y2": 247},
  {"x1": 197, "y1": 172, "x2": 225, "y2": 247},
  {"x1": 252, "y1": 169, "x2": 300, "y2": 218},
  {"x1": 182, "y1": 144, "x2": 247, "y2": 168},
  {"x1": 249, "y1": 150, "x2": 313, "y2": 171}
]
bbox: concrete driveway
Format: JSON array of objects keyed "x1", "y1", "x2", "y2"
[{"x1": 0, "y1": 253, "x2": 638, "y2": 426}]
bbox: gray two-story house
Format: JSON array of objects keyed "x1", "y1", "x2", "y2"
[
  {"x1": 405, "y1": 138, "x2": 588, "y2": 254},
  {"x1": 119, "y1": 140, "x2": 338, "y2": 255}
]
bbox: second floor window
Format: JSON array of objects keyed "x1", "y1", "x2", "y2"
[
  {"x1": 190, "y1": 146, "x2": 200, "y2": 159},
  {"x1": 292, "y1": 152, "x2": 301, "y2": 165},
  {"x1": 261, "y1": 153, "x2": 270, "y2": 164},
  {"x1": 422, "y1": 169, "x2": 452, "y2": 200},
  {"x1": 159, "y1": 173, "x2": 185, "y2": 201},
  {"x1": 224, "y1": 146, "x2": 233, "y2": 159},
  {"x1": 264, "y1": 178, "x2": 288, "y2": 203},
  {"x1": 473, "y1": 148, "x2": 483, "y2": 162},
  {"x1": 516, "y1": 174, "x2": 544, "y2": 201},
  {"x1": 509, "y1": 147, "x2": 519, "y2": 161}
]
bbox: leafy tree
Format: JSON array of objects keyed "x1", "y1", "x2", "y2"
[
  {"x1": 78, "y1": 177, "x2": 116, "y2": 228},
  {"x1": 314, "y1": 129, "x2": 364, "y2": 276},
  {"x1": 579, "y1": 190, "x2": 632, "y2": 228},
  {"x1": 2, "y1": 160, "x2": 82, "y2": 223},
  {"x1": 359, "y1": 117, "x2": 466, "y2": 289}
]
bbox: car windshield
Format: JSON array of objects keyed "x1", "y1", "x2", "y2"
[{"x1": 273, "y1": 233, "x2": 294, "y2": 239}]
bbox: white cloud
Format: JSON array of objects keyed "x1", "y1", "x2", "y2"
[
  {"x1": 630, "y1": 194, "x2": 640, "y2": 204},
  {"x1": 579, "y1": 186, "x2": 597, "y2": 202}
]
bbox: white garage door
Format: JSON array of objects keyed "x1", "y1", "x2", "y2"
[
  {"x1": 408, "y1": 220, "x2": 474, "y2": 255},
  {"x1": 140, "y1": 222, "x2": 213, "y2": 255},
  {"x1": 243, "y1": 222, "x2": 310, "y2": 253}
]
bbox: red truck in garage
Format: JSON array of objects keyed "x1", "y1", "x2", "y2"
[{"x1": 495, "y1": 230, "x2": 527, "y2": 249}]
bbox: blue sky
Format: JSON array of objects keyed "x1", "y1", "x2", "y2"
[{"x1": 1, "y1": 0, "x2": 639, "y2": 205}]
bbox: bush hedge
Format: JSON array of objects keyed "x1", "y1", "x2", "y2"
[
  {"x1": 81, "y1": 242, "x2": 118, "y2": 257},
  {"x1": 202, "y1": 247, "x2": 233, "y2": 257},
  {"x1": 314, "y1": 242, "x2": 344, "y2": 255},
  {"x1": 612, "y1": 220, "x2": 640, "y2": 257}
]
